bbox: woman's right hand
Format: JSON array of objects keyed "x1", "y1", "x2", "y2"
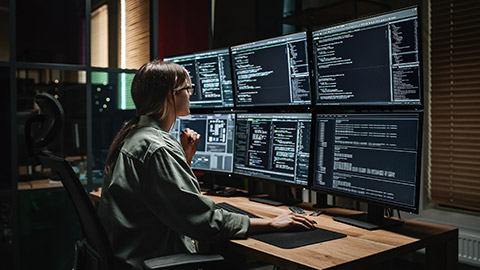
[
  {"x1": 180, "y1": 128, "x2": 200, "y2": 166},
  {"x1": 269, "y1": 211, "x2": 317, "y2": 231},
  {"x1": 247, "y1": 211, "x2": 317, "y2": 235}
]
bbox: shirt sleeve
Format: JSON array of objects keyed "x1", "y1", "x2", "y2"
[{"x1": 139, "y1": 146, "x2": 249, "y2": 242}]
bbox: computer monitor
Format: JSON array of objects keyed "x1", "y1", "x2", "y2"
[
  {"x1": 312, "y1": 7, "x2": 422, "y2": 107},
  {"x1": 312, "y1": 113, "x2": 422, "y2": 229},
  {"x1": 233, "y1": 113, "x2": 311, "y2": 187},
  {"x1": 164, "y1": 48, "x2": 234, "y2": 109},
  {"x1": 231, "y1": 32, "x2": 312, "y2": 107},
  {"x1": 170, "y1": 113, "x2": 235, "y2": 173}
]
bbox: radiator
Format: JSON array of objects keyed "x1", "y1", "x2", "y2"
[{"x1": 459, "y1": 231, "x2": 480, "y2": 267}]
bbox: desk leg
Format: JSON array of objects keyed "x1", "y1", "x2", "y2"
[{"x1": 425, "y1": 237, "x2": 458, "y2": 270}]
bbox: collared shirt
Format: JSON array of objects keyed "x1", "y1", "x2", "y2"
[{"x1": 98, "y1": 115, "x2": 249, "y2": 270}]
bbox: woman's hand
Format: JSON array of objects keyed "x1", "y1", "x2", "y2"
[
  {"x1": 269, "y1": 211, "x2": 317, "y2": 231},
  {"x1": 247, "y1": 211, "x2": 317, "y2": 235},
  {"x1": 180, "y1": 128, "x2": 200, "y2": 166}
]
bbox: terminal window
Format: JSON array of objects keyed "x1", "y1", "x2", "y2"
[
  {"x1": 231, "y1": 32, "x2": 312, "y2": 107},
  {"x1": 313, "y1": 7, "x2": 421, "y2": 106},
  {"x1": 234, "y1": 113, "x2": 311, "y2": 186},
  {"x1": 313, "y1": 113, "x2": 421, "y2": 209},
  {"x1": 164, "y1": 48, "x2": 234, "y2": 109},
  {"x1": 171, "y1": 114, "x2": 235, "y2": 173}
]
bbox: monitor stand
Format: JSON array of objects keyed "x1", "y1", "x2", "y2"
[
  {"x1": 333, "y1": 204, "x2": 403, "y2": 230},
  {"x1": 200, "y1": 173, "x2": 248, "y2": 197},
  {"x1": 249, "y1": 185, "x2": 301, "y2": 206},
  {"x1": 205, "y1": 187, "x2": 248, "y2": 197},
  {"x1": 249, "y1": 196, "x2": 284, "y2": 206},
  {"x1": 313, "y1": 193, "x2": 335, "y2": 209}
]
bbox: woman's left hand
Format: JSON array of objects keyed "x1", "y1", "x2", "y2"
[{"x1": 180, "y1": 128, "x2": 200, "y2": 166}]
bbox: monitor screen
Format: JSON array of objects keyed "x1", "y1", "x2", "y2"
[
  {"x1": 312, "y1": 113, "x2": 421, "y2": 212},
  {"x1": 233, "y1": 113, "x2": 311, "y2": 186},
  {"x1": 231, "y1": 32, "x2": 312, "y2": 107},
  {"x1": 171, "y1": 113, "x2": 235, "y2": 173},
  {"x1": 312, "y1": 7, "x2": 421, "y2": 106},
  {"x1": 164, "y1": 48, "x2": 234, "y2": 109}
]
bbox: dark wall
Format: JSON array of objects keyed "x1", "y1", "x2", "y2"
[
  {"x1": 212, "y1": 0, "x2": 284, "y2": 48},
  {"x1": 16, "y1": 0, "x2": 85, "y2": 65},
  {"x1": 158, "y1": 0, "x2": 210, "y2": 59},
  {"x1": 212, "y1": 0, "x2": 257, "y2": 48}
]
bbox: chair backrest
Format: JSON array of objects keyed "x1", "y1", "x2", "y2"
[
  {"x1": 25, "y1": 93, "x2": 114, "y2": 270},
  {"x1": 24, "y1": 93, "x2": 64, "y2": 166},
  {"x1": 38, "y1": 153, "x2": 114, "y2": 270}
]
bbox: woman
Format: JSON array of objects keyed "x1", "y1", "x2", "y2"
[{"x1": 98, "y1": 60, "x2": 316, "y2": 270}]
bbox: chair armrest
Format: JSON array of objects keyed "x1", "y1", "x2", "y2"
[{"x1": 143, "y1": 253, "x2": 224, "y2": 270}]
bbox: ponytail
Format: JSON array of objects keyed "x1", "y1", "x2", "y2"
[
  {"x1": 104, "y1": 60, "x2": 188, "y2": 176},
  {"x1": 104, "y1": 117, "x2": 140, "y2": 176}
]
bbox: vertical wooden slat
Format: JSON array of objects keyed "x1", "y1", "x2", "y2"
[
  {"x1": 429, "y1": 0, "x2": 480, "y2": 212},
  {"x1": 91, "y1": 5, "x2": 109, "y2": 68},
  {"x1": 125, "y1": 0, "x2": 150, "y2": 70}
]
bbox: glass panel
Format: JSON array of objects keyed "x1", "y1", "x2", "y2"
[
  {"x1": 0, "y1": 195, "x2": 13, "y2": 269},
  {"x1": 16, "y1": 0, "x2": 86, "y2": 65},
  {"x1": 0, "y1": 67, "x2": 11, "y2": 190},
  {"x1": 16, "y1": 69, "x2": 87, "y2": 187},
  {"x1": 19, "y1": 191, "x2": 82, "y2": 270},
  {"x1": 92, "y1": 71, "x2": 135, "y2": 185},
  {"x1": 117, "y1": 73, "x2": 135, "y2": 110},
  {"x1": 0, "y1": 0, "x2": 9, "y2": 61}
]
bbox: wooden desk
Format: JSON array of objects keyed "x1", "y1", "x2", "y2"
[
  {"x1": 18, "y1": 179, "x2": 63, "y2": 190},
  {"x1": 207, "y1": 196, "x2": 458, "y2": 270},
  {"x1": 90, "y1": 190, "x2": 458, "y2": 269}
]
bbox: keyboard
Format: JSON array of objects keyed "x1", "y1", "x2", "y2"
[
  {"x1": 288, "y1": 206, "x2": 306, "y2": 215},
  {"x1": 215, "y1": 202, "x2": 261, "y2": 219}
]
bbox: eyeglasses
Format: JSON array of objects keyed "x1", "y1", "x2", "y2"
[{"x1": 174, "y1": 85, "x2": 194, "y2": 96}]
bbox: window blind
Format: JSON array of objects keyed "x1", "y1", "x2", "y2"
[
  {"x1": 429, "y1": 0, "x2": 480, "y2": 211},
  {"x1": 91, "y1": 5, "x2": 109, "y2": 68},
  {"x1": 124, "y1": 0, "x2": 150, "y2": 70}
]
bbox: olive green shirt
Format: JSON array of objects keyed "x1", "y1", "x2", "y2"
[{"x1": 98, "y1": 115, "x2": 249, "y2": 270}]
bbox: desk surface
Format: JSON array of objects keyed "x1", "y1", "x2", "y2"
[
  {"x1": 207, "y1": 196, "x2": 458, "y2": 270},
  {"x1": 18, "y1": 179, "x2": 63, "y2": 190},
  {"x1": 89, "y1": 190, "x2": 458, "y2": 270}
]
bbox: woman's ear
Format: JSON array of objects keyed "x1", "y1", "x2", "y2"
[{"x1": 166, "y1": 90, "x2": 175, "y2": 104}]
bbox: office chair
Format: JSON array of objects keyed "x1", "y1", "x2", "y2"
[{"x1": 24, "y1": 93, "x2": 224, "y2": 270}]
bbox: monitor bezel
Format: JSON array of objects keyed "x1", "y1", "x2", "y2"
[
  {"x1": 230, "y1": 31, "x2": 314, "y2": 109},
  {"x1": 172, "y1": 112, "x2": 237, "y2": 174},
  {"x1": 311, "y1": 5, "x2": 424, "y2": 110},
  {"x1": 163, "y1": 47, "x2": 235, "y2": 110},
  {"x1": 309, "y1": 111, "x2": 423, "y2": 214},
  {"x1": 232, "y1": 112, "x2": 313, "y2": 188}
]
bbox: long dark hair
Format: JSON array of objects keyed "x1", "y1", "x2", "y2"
[{"x1": 104, "y1": 60, "x2": 188, "y2": 176}]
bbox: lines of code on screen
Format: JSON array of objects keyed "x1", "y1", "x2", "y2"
[
  {"x1": 313, "y1": 7, "x2": 421, "y2": 106},
  {"x1": 231, "y1": 32, "x2": 312, "y2": 107}
]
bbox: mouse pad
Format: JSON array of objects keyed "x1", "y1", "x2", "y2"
[{"x1": 251, "y1": 228, "x2": 346, "y2": 249}]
